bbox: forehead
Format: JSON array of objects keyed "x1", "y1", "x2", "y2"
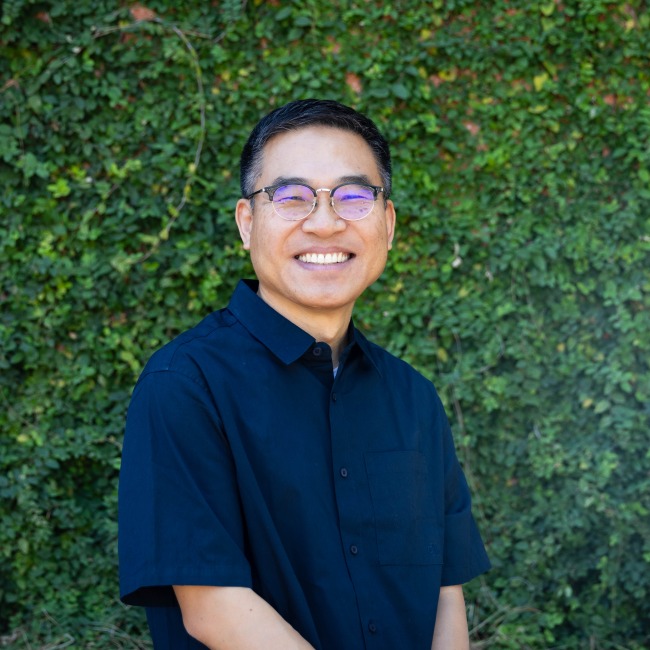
[{"x1": 258, "y1": 126, "x2": 380, "y2": 184}]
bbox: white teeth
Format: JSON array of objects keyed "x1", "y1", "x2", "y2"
[{"x1": 298, "y1": 252, "x2": 350, "y2": 264}]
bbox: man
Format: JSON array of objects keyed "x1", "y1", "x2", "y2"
[{"x1": 119, "y1": 99, "x2": 490, "y2": 649}]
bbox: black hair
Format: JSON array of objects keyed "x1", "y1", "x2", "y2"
[{"x1": 239, "y1": 99, "x2": 392, "y2": 200}]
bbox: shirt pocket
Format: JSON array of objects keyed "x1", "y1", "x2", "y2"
[{"x1": 365, "y1": 450, "x2": 443, "y2": 566}]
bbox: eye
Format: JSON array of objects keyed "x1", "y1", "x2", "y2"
[
  {"x1": 273, "y1": 185, "x2": 313, "y2": 203},
  {"x1": 270, "y1": 185, "x2": 316, "y2": 221},
  {"x1": 334, "y1": 184, "x2": 375, "y2": 202}
]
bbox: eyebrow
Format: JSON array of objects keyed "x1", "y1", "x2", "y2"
[{"x1": 266, "y1": 174, "x2": 376, "y2": 188}]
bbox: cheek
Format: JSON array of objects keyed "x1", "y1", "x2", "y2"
[
  {"x1": 249, "y1": 223, "x2": 285, "y2": 265},
  {"x1": 371, "y1": 224, "x2": 392, "y2": 251},
  {"x1": 250, "y1": 221, "x2": 270, "y2": 251}
]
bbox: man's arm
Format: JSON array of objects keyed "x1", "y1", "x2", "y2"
[
  {"x1": 431, "y1": 584, "x2": 470, "y2": 650},
  {"x1": 174, "y1": 585, "x2": 316, "y2": 650}
]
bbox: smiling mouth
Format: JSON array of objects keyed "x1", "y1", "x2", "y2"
[{"x1": 297, "y1": 252, "x2": 352, "y2": 264}]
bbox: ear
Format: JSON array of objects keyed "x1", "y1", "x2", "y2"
[
  {"x1": 235, "y1": 198, "x2": 253, "y2": 250},
  {"x1": 385, "y1": 199, "x2": 396, "y2": 251}
]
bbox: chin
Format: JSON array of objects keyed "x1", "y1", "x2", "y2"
[{"x1": 299, "y1": 291, "x2": 360, "y2": 311}]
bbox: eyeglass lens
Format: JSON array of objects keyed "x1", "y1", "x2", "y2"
[{"x1": 272, "y1": 184, "x2": 376, "y2": 221}]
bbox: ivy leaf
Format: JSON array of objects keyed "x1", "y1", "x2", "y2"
[{"x1": 392, "y1": 82, "x2": 410, "y2": 100}]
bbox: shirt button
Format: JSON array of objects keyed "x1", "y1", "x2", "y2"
[
  {"x1": 368, "y1": 621, "x2": 377, "y2": 634},
  {"x1": 312, "y1": 347, "x2": 322, "y2": 356},
  {"x1": 340, "y1": 467, "x2": 348, "y2": 478},
  {"x1": 331, "y1": 393, "x2": 337, "y2": 402},
  {"x1": 350, "y1": 544, "x2": 358, "y2": 555}
]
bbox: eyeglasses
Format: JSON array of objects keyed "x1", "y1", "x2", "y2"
[{"x1": 245, "y1": 182, "x2": 385, "y2": 221}]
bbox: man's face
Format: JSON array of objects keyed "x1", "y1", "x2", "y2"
[{"x1": 236, "y1": 126, "x2": 396, "y2": 325}]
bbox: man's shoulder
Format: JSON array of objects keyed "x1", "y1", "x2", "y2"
[
  {"x1": 138, "y1": 307, "x2": 238, "y2": 381},
  {"x1": 356, "y1": 331, "x2": 435, "y2": 389},
  {"x1": 357, "y1": 334, "x2": 450, "y2": 427}
]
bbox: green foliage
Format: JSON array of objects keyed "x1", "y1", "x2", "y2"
[{"x1": 1, "y1": 1, "x2": 649, "y2": 648}]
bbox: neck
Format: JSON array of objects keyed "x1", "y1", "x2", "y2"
[
  {"x1": 303, "y1": 317, "x2": 350, "y2": 368},
  {"x1": 257, "y1": 288, "x2": 352, "y2": 367}
]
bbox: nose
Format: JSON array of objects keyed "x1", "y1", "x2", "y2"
[{"x1": 301, "y1": 189, "x2": 346, "y2": 236}]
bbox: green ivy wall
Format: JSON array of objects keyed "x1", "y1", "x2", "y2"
[{"x1": 1, "y1": 1, "x2": 649, "y2": 648}]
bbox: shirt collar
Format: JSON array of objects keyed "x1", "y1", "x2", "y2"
[
  {"x1": 348, "y1": 324, "x2": 383, "y2": 377},
  {"x1": 228, "y1": 279, "x2": 382, "y2": 376},
  {"x1": 227, "y1": 280, "x2": 315, "y2": 365}
]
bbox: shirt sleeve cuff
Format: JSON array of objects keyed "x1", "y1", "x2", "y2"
[{"x1": 440, "y1": 509, "x2": 491, "y2": 586}]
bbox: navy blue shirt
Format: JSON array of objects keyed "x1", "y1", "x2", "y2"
[{"x1": 119, "y1": 279, "x2": 490, "y2": 649}]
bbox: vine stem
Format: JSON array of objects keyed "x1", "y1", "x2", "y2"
[{"x1": 92, "y1": 15, "x2": 209, "y2": 265}]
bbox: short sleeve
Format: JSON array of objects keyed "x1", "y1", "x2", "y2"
[
  {"x1": 118, "y1": 370, "x2": 252, "y2": 606},
  {"x1": 438, "y1": 415, "x2": 491, "y2": 586}
]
